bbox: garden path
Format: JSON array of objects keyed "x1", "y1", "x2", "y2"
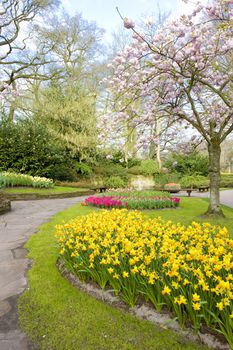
[{"x1": 0, "y1": 197, "x2": 85, "y2": 350}]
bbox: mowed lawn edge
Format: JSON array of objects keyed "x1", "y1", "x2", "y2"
[
  {"x1": 18, "y1": 198, "x2": 233, "y2": 350},
  {"x1": 3, "y1": 185, "x2": 89, "y2": 194}
]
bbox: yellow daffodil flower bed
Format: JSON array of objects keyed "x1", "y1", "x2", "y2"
[{"x1": 56, "y1": 209, "x2": 233, "y2": 348}]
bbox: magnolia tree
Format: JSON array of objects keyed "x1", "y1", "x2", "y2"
[{"x1": 106, "y1": 0, "x2": 233, "y2": 216}]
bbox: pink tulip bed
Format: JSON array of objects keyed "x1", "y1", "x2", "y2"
[{"x1": 83, "y1": 190, "x2": 180, "y2": 210}]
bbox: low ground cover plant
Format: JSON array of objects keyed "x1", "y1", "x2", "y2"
[
  {"x1": 83, "y1": 190, "x2": 179, "y2": 210},
  {"x1": 0, "y1": 171, "x2": 54, "y2": 188},
  {"x1": 56, "y1": 209, "x2": 233, "y2": 348}
]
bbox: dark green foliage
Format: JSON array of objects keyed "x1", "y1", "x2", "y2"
[
  {"x1": 0, "y1": 120, "x2": 76, "y2": 181},
  {"x1": 94, "y1": 162, "x2": 128, "y2": 180},
  {"x1": 75, "y1": 162, "x2": 92, "y2": 177},
  {"x1": 128, "y1": 159, "x2": 160, "y2": 176},
  {"x1": 220, "y1": 173, "x2": 233, "y2": 188},
  {"x1": 165, "y1": 152, "x2": 209, "y2": 176},
  {"x1": 111, "y1": 152, "x2": 139, "y2": 168},
  {"x1": 104, "y1": 176, "x2": 126, "y2": 188},
  {"x1": 180, "y1": 175, "x2": 209, "y2": 189},
  {"x1": 47, "y1": 164, "x2": 77, "y2": 181}
]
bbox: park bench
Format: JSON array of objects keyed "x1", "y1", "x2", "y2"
[
  {"x1": 162, "y1": 188, "x2": 194, "y2": 196},
  {"x1": 91, "y1": 186, "x2": 107, "y2": 193},
  {"x1": 198, "y1": 186, "x2": 209, "y2": 192}
]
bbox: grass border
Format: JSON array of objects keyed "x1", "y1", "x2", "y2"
[{"x1": 18, "y1": 200, "x2": 212, "y2": 350}]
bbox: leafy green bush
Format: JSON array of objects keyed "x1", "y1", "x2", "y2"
[
  {"x1": 220, "y1": 173, "x2": 233, "y2": 188},
  {"x1": 47, "y1": 164, "x2": 77, "y2": 182},
  {"x1": 128, "y1": 159, "x2": 160, "y2": 176},
  {"x1": 127, "y1": 165, "x2": 143, "y2": 175},
  {"x1": 154, "y1": 173, "x2": 181, "y2": 188},
  {"x1": 94, "y1": 162, "x2": 128, "y2": 180},
  {"x1": 164, "y1": 151, "x2": 209, "y2": 176},
  {"x1": 75, "y1": 163, "x2": 92, "y2": 176},
  {"x1": 140, "y1": 159, "x2": 160, "y2": 175},
  {"x1": 0, "y1": 119, "x2": 76, "y2": 181},
  {"x1": 105, "y1": 176, "x2": 126, "y2": 189},
  {"x1": 180, "y1": 175, "x2": 209, "y2": 189}
]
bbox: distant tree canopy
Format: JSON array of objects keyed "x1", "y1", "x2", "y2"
[{"x1": 0, "y1": 6, "x2": 105, "y2": 177}]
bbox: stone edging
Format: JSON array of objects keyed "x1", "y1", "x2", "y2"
[
  {"x1": 57, "y1": 259, "x2": 230, "y2": 350},
  {"x1": 4, "y1": 190, "x2": 94, "y2": 201},
  {"x1": 0, "y1": 192, "x2": 11, "y2": 214}
]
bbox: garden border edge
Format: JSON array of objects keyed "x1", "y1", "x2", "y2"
[{"x1": 57, "y1": 258, "x2": 230, "y2": 350}]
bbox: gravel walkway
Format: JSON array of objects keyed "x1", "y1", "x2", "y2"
[{"x1": 0, "y1": 197, "x2": 85, "y2": 350}]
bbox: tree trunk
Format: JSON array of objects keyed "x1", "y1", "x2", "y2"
[
  {"x1": 8, "y1": 81, "x2": 17, "y2": 126},
  {"x1": 206, "y1": 140, "x2": 224, "y2": 217},
  {"x1": 149, "y1": 119, "x2": 162, "y2": 169},
  {"x1": 156, "y1": 119, "x2": 162, "y2": 170}
]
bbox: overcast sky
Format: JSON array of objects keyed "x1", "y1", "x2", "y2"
[{"x1": 61, "y1": 0, "x2": 202, "y2": 41}]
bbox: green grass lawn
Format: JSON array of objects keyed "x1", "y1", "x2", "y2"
[
  {"x1": 18, "y1": 197, "x2": 233, "y2": 350},
  {"x1": 3, "y1": 185, "x2": 88, "y2": 195},
  {"x1": 146, "y1": 197, "x2": 233, "y2": 238}
]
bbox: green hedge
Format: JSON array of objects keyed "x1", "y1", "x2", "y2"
[{"x1": 220, "y1": 173, "x2": 233, "y2": 188}]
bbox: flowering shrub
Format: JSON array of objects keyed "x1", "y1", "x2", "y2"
[
  {"x1": 83, "y1": 192, "x2": 179, "y2": 210},
  {"x1": 0, "y1": 172, "x2": 54, "y2": 188},
  {"x1": 56, "y1": 209, "x2": 233, "y2": 348}
]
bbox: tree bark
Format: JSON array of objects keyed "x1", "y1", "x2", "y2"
[
  {"x1": 149, "y1": 119, "x2": 162, "y2": 169},
  {"x1": 8, "y1": 81, "x2": 17, "y2": 126},
  {"x1": 206, "y1": 139, "x2": 224, "y2": 217}
]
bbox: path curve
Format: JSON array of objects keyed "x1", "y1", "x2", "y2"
[
  {"x1": 0, "y1": 197, "x2": 86, "y2": 350},
  {"x1": 219, "y1": 189, "x2": 233, "y2": 208}
]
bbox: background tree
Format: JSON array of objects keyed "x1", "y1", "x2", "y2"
[
  {"x1": 0, "y1": 0, "x2": 56, "y2": 93},
  {"x1": 24, "y1": 12, "x2": 106, "y2": 166}
]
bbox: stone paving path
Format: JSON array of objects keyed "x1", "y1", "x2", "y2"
[{"x1": 0, "y1": 197, "x2": 85, "y2": 350}]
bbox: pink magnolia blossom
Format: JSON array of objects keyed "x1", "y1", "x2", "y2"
[{"x1": 124, "y1": 18, "x2": 135, "y2": 29}]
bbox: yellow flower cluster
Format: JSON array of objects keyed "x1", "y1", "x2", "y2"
[{"x1": 56, "y1": 209, "x2": 233, "y2": 348}]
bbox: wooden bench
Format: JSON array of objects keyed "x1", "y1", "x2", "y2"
[
  {"x1": 198, "y1": 186, "x2": 209, "y2": 192},
  {"x1": 91, "y1": 186, "x2": 107, "y2": 193},
  {"x1": 155, "y1": 188, "x2": 180, "y2": 194}
]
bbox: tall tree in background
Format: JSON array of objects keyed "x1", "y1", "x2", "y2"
[
  {"x1": 0, "y1": 0, "x2": 56, "y2": 92},
  {"x1": 102, "y1": 9, "x2": 170, "y2": 166},
  {"x1": 0, "y1": 0, "x2": 58, "y2": 124},
  {"x1": 32, "y1": 12, "x2": 104, "y2": 161}
]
